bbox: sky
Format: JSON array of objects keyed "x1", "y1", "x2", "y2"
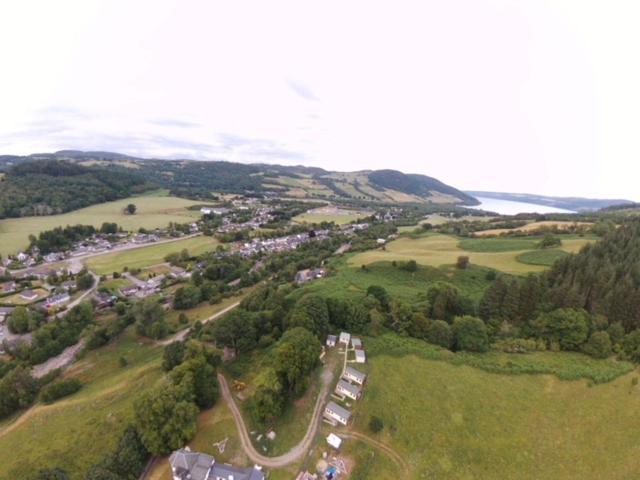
[{"x1": 1, "y1": 1, "x2": 639, "y2": 200}]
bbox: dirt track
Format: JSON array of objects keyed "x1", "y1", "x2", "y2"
[{"x1": 217, "y1": 366, "x2": 334, "y2": 468}]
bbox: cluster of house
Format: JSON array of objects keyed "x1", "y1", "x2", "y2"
[
  {"x1": 236, "y1": 230, "x2": 330, "y2": 257},
  {"x1": 217, "y1": 207, "x2": 276, "y2": 234},
  {"x1": 169, "y1": 447, "x2": 264, "y2": 480},
  {"x1": 119, "y1": 266, "x2": 190, "y2": 299},
  {"x1": 323, "y1": 332, "x2": 368, "y2": 427}
]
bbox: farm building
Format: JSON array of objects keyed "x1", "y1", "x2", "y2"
[
  {"x1": 169, "y1": 447, "x2": 264, "y2": 480},
  {"x1": 326, "y1": 334, "x2": 337, "y2": 347},
  {"x1": 339, "y1": 332, "x2": 351, "y2": 345},
  {"x1": 355, "y1": 350, "x2": 366, "y2": 363},
  {"x1": 343, "y1": 366, "x2": 366, "y2": 385},
  {"x1": 335, "y1": 379, "x2": 361, "y2": 400},
  {"x1": 351, "y1": 337, "x2": 362, "y2": 349},
  {"x1": 119, "y1": 285, "x2": 139, "y2": 297},
  {"x1": 324, "y1": 401, "x2": 351, "y2": 426}
]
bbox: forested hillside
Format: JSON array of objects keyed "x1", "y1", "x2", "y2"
[
  {"x1": 0, "y1": 160, "x2": 152, "y2": 218},
  {"x1": 480, "y1": 220, "x2": 640, "y2": 342}
]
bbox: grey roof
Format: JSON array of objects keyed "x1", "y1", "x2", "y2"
[
  {"x1": 169, "y1": 449, "x2": 264, "y2": 480},
  {"x1": 211, "y1": 463, "x2": 265, "y2": 480},
  {"x1": 351, "y1": 337, "x2": 362, "y2": 347},
  {"x1": 344, "y1": 366, "x2": 366, "y2": 382},
  {"x1": 327, "y1": 334, "x2": 337, "y2": 341},
  {"x1": 355, "y1": 350, "x2": 366, "y2": 361},
  {"x1": 325, "y1": 401, "x2": 351, "y2": 420},
  {"x1": 336, "y1": 379, "x2": 361, "y2": 397},
  {"x1": 169, "y1": 449, "x2": 214, "y2": 480}
]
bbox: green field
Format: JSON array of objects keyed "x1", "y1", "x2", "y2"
[
  {"x1": 348, "y1": 234, "x2": 593, "y2": 275},
  {"x1": 350, "y1": 336, "x2": 640, "y2": 479},
  {"x1": 0, "y1": 329, "x2": 164, "y2": 480},
  {"x1": 0, "y1": 192, "x2": 203, "y2": 256},
  {"x1": 84, "y1": 235, "x2": 220, "y2": 274},
  {"x1": 293, "y1": 213, "x2": 362, "y2": 225},
  {"x1": 517, "y1": 248, "x2": 570, "y2": 266},
  {"x1": 297, "y1": 257, "x2": 492, "y2": 304},
  {"x1": 0, "y1": 287, "x2": 49, "y2": 305}
]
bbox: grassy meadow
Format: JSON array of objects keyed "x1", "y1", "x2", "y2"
[
  {"x1": 350, "y1": 338, "x2": 640, "y2": 479},
  {"x1": 348, "y1": 233, "x2": 594, "y2": 274},
  {"x1": 517, "y1": 248, "x2": 570, "y2": 266},
  {"x1": 84, "y1": 235, "x2": 220, "y2": 274},
  {"x1": 0, "y1": 329, "x2": 164, "y2": 480},
  {"x1": 0, "y1": 192, "x2": 203, "y2": 256},
  {"x1": 297, "y1": 258, "x2": 492, "y2": 304}
]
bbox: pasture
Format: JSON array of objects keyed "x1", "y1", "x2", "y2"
[
  {"x1": 351, "y1": 335, "x2": 640, "y2": 479},
  {"x1": 348, "y1": 234, "x2": 593, "y2": 274},
  {"x1": 517, "y1": 248, "x2": 570, "y2": 266},
  {"x1": 0, "y1": 193, "x2": 203, "y2": 256},
  {"x1": 84, "y1": 235, "x2": 220, "y2": 274}
]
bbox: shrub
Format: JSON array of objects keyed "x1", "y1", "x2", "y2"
[
  {"x1": 425, "y1": 320, "x2": 452, "y2": 349},
  {"x1": 39, "y1": 378, "x2": 82, "y2": 404},
  {"x1": 456, "y1": 255, "x2": 470, "y2": 269},
  {"x1": 369, "y1": 415, "x2": 384, "y2": 433},
  {"x1": 582, "y1": 331, "x2": 612, "y2": 359}
]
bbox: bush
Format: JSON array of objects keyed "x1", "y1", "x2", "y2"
[
  {"x1": 425, "y1": 320, "x2": 452, "y2": 349},
  {"x1": 456, "y1": 255, "x2": 470, "y2": 269},
  {"x1": 452, "y1": 316, "x2": 489, "y2": 352},
  {"x1": 369, "y1": 415, "x2": 384, "y2": 433},
  {"x1": 582, "y1": 331, "x2": 612, "y2": 359},
  {"x1": 39, "y1": 378, "x2": 82, "y2": 403}
]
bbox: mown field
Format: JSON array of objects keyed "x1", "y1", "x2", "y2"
[
  {"x1": 0, "y1": 192, "x2": 203, "y2": 256},
  {"x1": 84, "y1": 235, "x2": 220, "y2": 274},
  {"x1": 350, "y1": 335, "x2": 640, "y2": 479},
  {"x1": 348, "y1": 233, "x2": 594, "y2": 274}
]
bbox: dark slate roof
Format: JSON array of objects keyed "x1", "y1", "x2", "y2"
[
  {"x1": 169, "y1": 449, "x2": 214, "y2": 480},
  {"x1": 211, "y1": 463, "x2": 265, "y2": 480}
]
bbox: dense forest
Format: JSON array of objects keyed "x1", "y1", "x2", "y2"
[{"x1": 0, "y1": 160, "x2": 152, "y2": 218}]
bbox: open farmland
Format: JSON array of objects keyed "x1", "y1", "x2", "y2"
[
  {"x1": 349, "y1": 335, "x2": 640, "y2": 479},
  {"x1": 473, "y1": 220, "x2": 592, "y2": 237},
  {"x1": 84, "y1": 235, "x2": 221, "y2": 274},
  {"x1": 0, "y1": 192, "x2": 204, "y2": 256},
  {"x1": 348, "y1": 233, "x2": 594, "y2": 274}
]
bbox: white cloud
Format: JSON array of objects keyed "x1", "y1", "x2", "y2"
[{"x1": 0, "y1": 0, "x2": 639, "y2": 199}]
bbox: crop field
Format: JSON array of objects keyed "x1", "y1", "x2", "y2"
[
  {"x1": 0, "y1": 193, "x2": 203, "y2": 256},
  {"x1": 350, "y1": 336, "x2": 640, "y2": 479},
  {"x1": 0, "y1": 329, "x2": 164, "y2": 480},
  {"x1": 348, "y1": 234, "x2": 594, "y2": 275},
  {"x1": 84, "y1": 235, "x2": 220, "y2": 274}
]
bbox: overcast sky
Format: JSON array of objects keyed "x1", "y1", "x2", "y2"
[{"x1": 1, "y1": 1, "x2": 639, "y2": 199}]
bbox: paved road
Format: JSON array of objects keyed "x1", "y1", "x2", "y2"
[
  {"x1": 159, "y1": 301, "x2": 241, "y2": 345},
  {"x1": 218, "y1": 365, "x2": 334, "y2": 468}
]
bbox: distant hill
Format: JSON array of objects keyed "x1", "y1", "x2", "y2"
[
  {"x1": 0, "y1": 152, "x2": 478, "y2": 215},
  {"x1": 466, "y1": 191, "x2": 633, "y2": 212}
]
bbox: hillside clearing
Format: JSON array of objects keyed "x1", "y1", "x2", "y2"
[
  {"x1": 0, "y1": 193, "x2": 203, "y2": 256},
  {"x1": 473, "y1": 220, "x2": 593, "y2": 237}
]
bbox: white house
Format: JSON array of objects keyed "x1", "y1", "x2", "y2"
[
  {"x1": 20, "y1": 289, "x2": 39, "y2": 301},
  {"x1": 324, "y1": 401, "x2": 351, "y2": 426},
  {"x1": 343, "y1": 366, "x2": 366, "y2": 385},
  {"x1": 44, "y1": 293, "x2": 71, "y2": 309},
  {"x1": 351, "y1": 337, "x2": 362, "y2": 350},
  {"x1": 355, "y1": 350, "x2": 366, "y2": 363},
  {"x1": 326, "y1": 334, "x2": 337, "y2": 347},
  {"x1": 335, "y1": 379, "x2": 362, "y2": 401},
  {"x1": 339, "y1": 331, "x2": 351, "y2": 346}
]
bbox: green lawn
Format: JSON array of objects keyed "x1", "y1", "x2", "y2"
[
  {"x1": 85, "y1": 236, "x2": 220, "y2": 274},
  {"x1": 293, "y1": 213, "x2": 361, "y2": 225},
  {"x1": 0, "y1": 329, "x2": 164, "y2": 480},
  {"x1": 517, "y1": 248, "x2": 570, "y2": 266},
  {"x1": 0, "y1": 192, "x2": 203, "y2": 256},
  {"x1": 350, "y1": 336, "x2": 640, "y2": 479},
  {"x1": 0, "y1": 287, "x2": 49, "y2": 305}
]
